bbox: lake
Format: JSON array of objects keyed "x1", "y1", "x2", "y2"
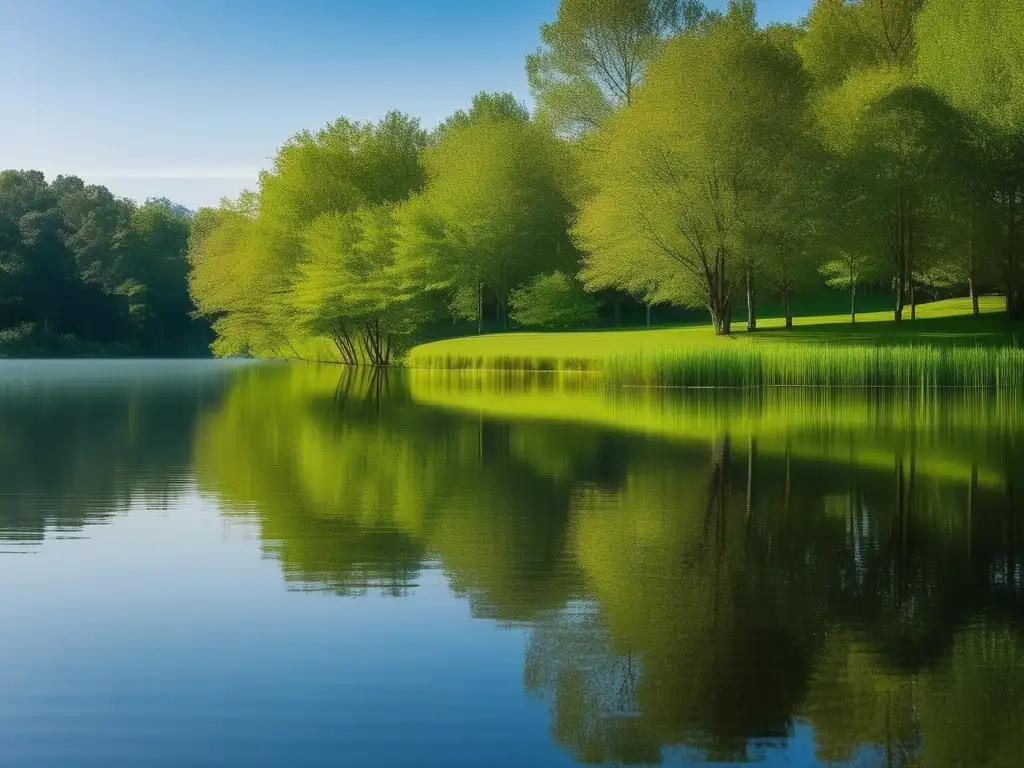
[{"x1": 0, "y1": 360, "x2": 1021, "y2": 767}]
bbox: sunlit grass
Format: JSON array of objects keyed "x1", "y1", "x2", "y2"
[{"x1": 407, "y1": 297, "x2": 1022, "y2": 386}]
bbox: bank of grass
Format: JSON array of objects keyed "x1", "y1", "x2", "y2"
[{"x1": 407, "y1": 297, "x2": 1023, "y2": 387}]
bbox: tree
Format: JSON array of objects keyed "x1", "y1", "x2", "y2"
[
  {"x1": 820, "y1": 251, "x2": 877, "y2": 323},
  {"x1": 510, "y1": 271, "x2": 599, "y2": 329},
  {"x1": 575, "y1": 19, "x2": 811, "y2": 334},
  {"x1": 798, "y1": 0, "x2": 924, "y2": 89},
  {"x1": 432, "y1": 91, "x2": 531, "y2": 142},
  {"x1": 292, "y1": 206, "x2": 425, "y2": 365},
  {"x1": 526, "y1": 0, "x2": 720, "y2": 138},
  {"x1": 843, "y1": 86, "x2": 975, "y2": 321},
  {"x1": 916, "y1": 0, "x2": 1024, "y2": 320},
  {"x1": 398, "y1": 99, "x2": 578, "y2": 333},
  {"x1": 190, "y1": 112, "x2": 429, "y2": 361}
]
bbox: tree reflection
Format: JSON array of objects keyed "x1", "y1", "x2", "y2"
[
  {"x1": 195, "y1": 366, "x2": 1024, "y2": 766},
  {"x1": 0, "y1": 361, "x2": 230, "y2": 544}
]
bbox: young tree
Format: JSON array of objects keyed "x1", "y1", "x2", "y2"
[
  {"x1": 509, "y1": 271, "x2": 599, "y2": 329},
  {"x1": 820, "y1": 251, "x2": 877, "y2": 323},
  {"x1": 575, "y1": 19, "x2": 811, "y2": 334}
]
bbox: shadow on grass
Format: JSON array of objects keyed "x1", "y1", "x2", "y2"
[{"x1": 745, "y1": 313, "x2": 1021, "y2": 347}]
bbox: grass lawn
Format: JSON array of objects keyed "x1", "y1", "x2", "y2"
[{"x1": 410, "y1": 297, "x2": 1015, "y2": 366}]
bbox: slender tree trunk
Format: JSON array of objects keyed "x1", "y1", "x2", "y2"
[
  {"x1": 477, "y1": 281, "x2": 483, "y2": 335},
  {"x1": 969, "y1": 275, "x2": 980, "y2": 317},
  {"x1": 894, "y1": 190, "x2": 906, "y2": 323},
  {"x1": 784, "y1": 289, "x2": 793, "y2": 329},
  {"x1": 851, "y1": 283, "x2": 857, "y2": 325},
  {"x1": 1007, "y1": 191, "x2": 1022, "y2": 321},
  {"x1": 645, "y1": 303, "x2": 651, "y2": 328},
  {"x1": 745, "y1": 267, "x2": 756, "y2": 332},
  {"x1": 722, "y1": 298, "x2": 732, "y2": 335},
  {"x1": 908, "y1": 200, "x2": 916, "y2": 320}
]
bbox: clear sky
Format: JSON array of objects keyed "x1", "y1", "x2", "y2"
[{"x1": 0, "y1": 0, "x2": 813, "y2": 211}]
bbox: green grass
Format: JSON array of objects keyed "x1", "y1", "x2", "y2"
[{"x1": 407, "y1": 297, "x2": 1023, "y2": 387}]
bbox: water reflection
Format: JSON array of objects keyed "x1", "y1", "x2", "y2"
[
  {"x1": 194, "y1": 365, "x2": 1023, "y2": 766},
  {"x1": 0, "y1": 360, "x2": 235, "y2": 547},
  {"x1": 1, "y1": 361, "x2": 1021, "y2": 766}
]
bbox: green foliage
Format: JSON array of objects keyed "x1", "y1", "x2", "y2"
[
  {"x1": 575, "y1": 19, "x2": 812, "y2": 333},
  {"x1": 17, "y1": 0, "x2": 1018, "y2": 362},
  {"x1": 509, "y1": 271, "x2": 599, "y2": 328},
  {"x1": 0, "y1": 170, "x2": 209, "y2": 356},
  {"x1": 189, "y1": 113, "x2": 429, "y2": 362},
  {"x1": 398, "y1": 99, "x2": 578, "y2": 329},
  {"x1": 798, "y1": 0, "x2": 923, "y2": 88}
]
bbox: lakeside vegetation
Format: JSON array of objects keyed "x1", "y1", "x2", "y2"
[
  {"x1": 7, "y1": 0, "x2": 1023, "y2": 378},
  {"x1": 410, "y1": 297, "x2": 1024, "y2": 387},
  {"x1": 182, "y1": 0, "x2": 1024, "y2": 378}
]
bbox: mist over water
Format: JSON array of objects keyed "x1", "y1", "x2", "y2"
[{"x1": 1, "y1": 361, "x2": 1021, "y2": 767}]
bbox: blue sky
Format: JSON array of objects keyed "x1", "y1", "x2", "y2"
[{"x1": 0, "y1": 0, "x2": 813, "y2": 210}]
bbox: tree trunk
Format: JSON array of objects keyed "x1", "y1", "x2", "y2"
[
  {"x1": 1007, "y1": 192, "x2": 1023, "y2": 321},
  {"x1": 784, "y1": 289, "x2": 793, "y2": 329},
  {"x1": 908, "y1": 199, "x2": 916, "y2": 321},
  {"x1": 645, "y1": 303, "x2": 651, "y2": 327},
  {"x1": 851, "y1": 283, "x2": 857, "y2": 325},
  {"x1": 745, "y1": 267, "x2": 756, "y2": 332},
  {"x1": 969, "y1": 276, "x2": 980, "y2": 317},
  {"x1": 721, "y1": 298, "x2": 732, "y2": 335},
  {"x1": 894, "y1": 272, "x2": 905, "y2": 323},
  {"x1": 477, "y1": 282, "x2": 483, "y2": 335}
]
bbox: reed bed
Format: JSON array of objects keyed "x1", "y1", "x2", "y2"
[
  {"x1": 603, "y1": 344, "x2": 1024, "y2": 389},
  {"x1": 408, "y1": 353, "x2": 598, "y2": 373},
  {"x1": 409, "y1": 343, "x2": 1024, "y2": 388}
]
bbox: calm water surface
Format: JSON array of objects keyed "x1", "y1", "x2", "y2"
[{"x1": 0, "y1": 361, "x2": 1021, "y2": 767}]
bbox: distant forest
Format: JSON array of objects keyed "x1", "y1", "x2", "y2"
[{"x1": 0, "y1": 170, "x2": 210, "y2": 356}]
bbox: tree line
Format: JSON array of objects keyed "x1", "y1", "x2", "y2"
[
  {"x1": 185, "y1": 0, "x2": 1024, "y2": 363},
  {"x1": 0, "y1": 170, "x2": 210, "y2": 356}
]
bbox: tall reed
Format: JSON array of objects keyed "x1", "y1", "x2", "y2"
[
  {"x1": 410, "y1": 343, "x2": 1024, "y2": 388},
  {"x1": 603, "y1": 344, "x2": 1024, "y2": 388}
]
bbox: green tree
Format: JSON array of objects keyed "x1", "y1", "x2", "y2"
[
  {"x1": 843, "y1": 86, "x2": 974, "y2": 321},
  {"x1": 509, "y1": 271, "x2": 599, "y2": 329},
  {"x1": 820, "y1": 251, "x2": 877, "y2": 323},
  {"x1": 576, "y1": 19, "x2": 811, "y2": 334},
  {"x1": 190, "y1": 113, "x2": 428, "y2": 360},
  {"x1": 526, "y1": 0, "x2": 716, "y2": 138},
  {"x1": 798, "y1": 0, "x2": 923, "y2": 89},
  {"x1": 398, "y1": 100, "x2": 577, "y2": 332},
  {"x1": 916, "y1": 0, "x2": 1024, "y2": 319},
  {"x1": 292, "y1": 205, "x2": 424, "y2": 365}
]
